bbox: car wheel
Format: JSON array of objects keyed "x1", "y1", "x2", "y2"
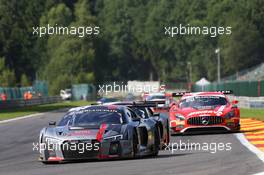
[
  {"x1": 166, "y1": 122, "x2": 170, "y2": 144},
  {"x1": 161, "y1": 122, "x2": 170, "y2": 149},
  {"x1": 131, "y1": 131, "x2": 138, "y2": 158},
  {"x1": 156, "y1": 124, "x2": 163, "y2": 149},
  {"x1": 151, "y1": 128, "x2": 160, "y2": 156}
]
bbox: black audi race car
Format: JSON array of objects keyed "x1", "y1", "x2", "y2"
[
  {"x1": 111, "y1": 101, "x2": 170, "y2": 148},
  {"x1": 39, "y1": 104, "x2": 160, "y2": 163}
]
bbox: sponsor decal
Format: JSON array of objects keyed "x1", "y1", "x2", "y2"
[
  {"x1": 96, "y1": 124, "x2": 108, "y2": 141},
  {"x1": 215, "y1": 112, "x2": 223, "y2": 116},
  {"x1": 74, "y1": 109, "x2": 119, "y2": 114},
  {"x1": 67, "y1": 130, "x2": 97, "y2": 136},
  {"x1": 187, "y1": 106, "x2": 226, "y2": 117},
  {"x1": 188, "y1": 111, "x2": 214, "y2": 116}
]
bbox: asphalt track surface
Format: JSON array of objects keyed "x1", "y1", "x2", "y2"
[{"x1": 0, "y1": 110, "x2": 263, "y2": 175}]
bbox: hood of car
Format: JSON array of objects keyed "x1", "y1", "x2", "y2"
[
  {"x1": 46, "y1": 124, "x2": 123, "y2": 141},
  {"x1": 179, "y1": 105, "x2": 230, "y2": 118}
]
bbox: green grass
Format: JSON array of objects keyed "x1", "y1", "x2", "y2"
[
  {"x1": 0, "y1": 101, "x2": 93, "y2": 120},
  {"x1": 1, "y1": 102, "x2": 263, "y2": 122},
  {"x1": 240, "y1": 108, "x2": 264, "y2": 121}
]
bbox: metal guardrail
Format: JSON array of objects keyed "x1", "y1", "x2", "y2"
[
  {"x1": 228, "y1": 96, "x2": 264, "y2": 109},
  {"x1": 0, "y1": 96, "x2": 62, "y2": 109}
]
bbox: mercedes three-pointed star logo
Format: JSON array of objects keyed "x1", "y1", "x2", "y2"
[{"x1": 201, "y1": 116, "x2": 209, "y2": 125}]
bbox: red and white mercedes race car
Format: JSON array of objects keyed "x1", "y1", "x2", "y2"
[{"x1": 169, "y1": 91, "x2": 240, "y2": 134}]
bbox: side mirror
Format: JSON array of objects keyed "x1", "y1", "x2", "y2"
[
  {"x1": 231, "y1": 100, "x2": 238, "y2": 108},
  {"x1": 153, "y1": 113, "x2": 160, "y2": 117},
  {"x1": 132, "y1": 118, "x2": 141, "y2": 122},
  {"x1": 170, "y1": 103, "x2": 176, "y2": 107},
  {"x1": 49, "y1": 121, "x2": 56, "y2": 126},
  {"x1": 232, "y1": 100, "x2": 238, "y2": 105}
]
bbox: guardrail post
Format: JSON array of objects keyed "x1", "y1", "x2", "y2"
[
  {"x1": 0, "y1": 96, "x2": 62, "y2": 109},
  {"x1": 258, "y1": 80, "x2": 261, "y2": 97}
]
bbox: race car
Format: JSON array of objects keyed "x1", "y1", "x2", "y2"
[
  {"x1": 96, "y1": 97, "x2": 119, "y2": 105},
  {"x1": 39, "y1": 104, "x2": 160, "y2": 163},
  {"x1": 112, "y1": 101, "x2": 170, "y2": 148},
  {"x1": 142, "y1": 92, "x2": 175, "y2": 112},
  {"x1": 142, "y1": 92, "x2": 167, "y2": 101},
  {"x1": 169, "y1": 91, "x2": 240, "y2": 134}
]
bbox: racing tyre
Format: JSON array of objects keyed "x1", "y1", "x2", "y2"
[
  {"x1": 131, "y1": 131, "x2": 138, "y2": 158},
  {"x1": 162, "y1": 123, "x2": 170, "y2": 150},
  {"x1": 151, "y1": 128, "x2": 160, "y2": 156}
]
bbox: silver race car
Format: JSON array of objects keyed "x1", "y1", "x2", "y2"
[
  {"x1": 39, "y1": 104, "x2": 160, "y2": 163},
  {"x1": 111, "y1": 101, "x2": 170, "y2": 148}
]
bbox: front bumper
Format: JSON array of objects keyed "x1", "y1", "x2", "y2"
[
  {"x1": 180, "y1": 125, "x2": 231, "y2": 133},
  {"x1": 170, "y1": 125, "x2": 231, "y2": 134},
  {"x1": 39, "y1": 139, "x2": 133, "y2": 162},
  {"x1": 170, "y1": 117, "x2": 240, "y2": 134}
]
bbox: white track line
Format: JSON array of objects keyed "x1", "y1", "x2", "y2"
[
  {"x1": 0, "y1": 108, "x2": 69, "y2": 124},
  {"x1": 236, "y1": 133, "x2": 264, "y2": 175},
  {"x1": 235, "y1": 133, "x2": 264, "y2": 163},
  {"x1": 0, "y1": 113, "x2": 43, "y2": 124}
]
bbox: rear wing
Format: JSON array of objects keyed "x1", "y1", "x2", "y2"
[
  {"x1": 113, "y1": 101, "x2": 165, "y2": 108},
  {"x1": 215, "y1": 90, "x2": 233, "y2": 94},
  {"x1": 141, "y1": 100, "x2": 167, "y2": 108},
  {"x1": 167, "y1": 90, "x2": 233, "y2": 97},
  {"x1": 168, "y1": 92, "x2": 190, "y2": 97}
]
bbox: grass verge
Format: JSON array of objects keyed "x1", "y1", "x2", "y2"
[
  {"x1": 0, "y1": 101, "x2": 92, "y2": 121},
  {"x1": 1, "y1": 103, "x2": 263, "y2": 122},
  {"x1": 240, "y1": 108, "x2": 264, "y2": 121}
]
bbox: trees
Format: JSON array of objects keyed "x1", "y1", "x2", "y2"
[
  {"x1": 0, "y1": 0, "x2": 263, "y2": 93},
  {"x1": 20, "y1": 74, "x2": 31, "y2": 87},
  {"x1": 0, "y1": 58, "x2": 16, "y2": 87},
  {"x1": 0, "y1": 0, "x2": 45, "y2": 80},
  {"x1": 39, "y1": 1, "x2": 97, "y2": 95}
]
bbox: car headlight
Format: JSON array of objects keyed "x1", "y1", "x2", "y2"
[
  {"x1": 225, "y1": 111, "x2": 235, "y2": 119},
  {"x1": 45, "y1": 137, "x2": 62, "y2": 144},
  {"x1": 104, "y1": 134, "x2": 123, "y2": 141},
  {"x1": 175, "y1": 114, "x2": 185, "y2": 121},
  {"x1": 157, "y1": 104, "x2": 165, "y2": 108},
  {"x1": 44, "y1": 137, "x2": 62, "y2": 151}
]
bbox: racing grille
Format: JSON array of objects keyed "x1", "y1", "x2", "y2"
[
  {"x1": 61, "y1": 140, "x2": 100, "y2": 159},
  {"x1": 187, "y1": 116, "x2": 223, "y2": 125}
]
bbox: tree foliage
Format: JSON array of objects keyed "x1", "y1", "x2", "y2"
[
  {"x1": 20, "y1": 73, "x2": 31, "y2": 87},
  {"x1": 0, "y1": 57, "x2": 16, "y2": 87},
  {"x1": 0, "y1": 0, "x2": 264, "y2": 94}
]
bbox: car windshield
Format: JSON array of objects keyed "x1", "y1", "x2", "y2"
[
  {"x1": 179, "y1": 96, "x2": 227, "y2": 109},
  {"x1": 146, "y1": 95, "x2": 165, "y2": 101},
  {"x1": 73, "y1": 109, "x2": 123, "y2": 126},
  {"x1": 58, "y1": 109, "x2": 123, "y2": 126},
  {"x1": 101, "y1": 98, "x2": 118, "y2": 103},
  {"x1": 58, "y1": 112, "x2": 74, "y2": 126}
]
